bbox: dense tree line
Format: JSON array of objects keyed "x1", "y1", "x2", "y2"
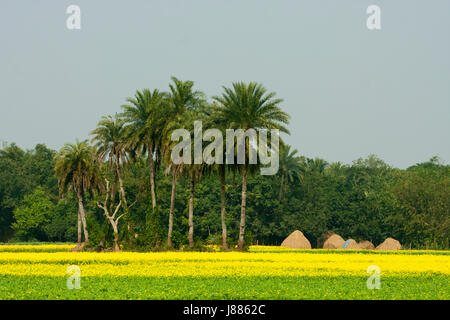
[{"x1": 0, "y1": 79, "x2": 448, "y2": 250}]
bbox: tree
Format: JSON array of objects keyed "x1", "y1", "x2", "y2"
[
  {"x1": 97, "y1": 178, "x2": 127, "y2": 251},
  {"x1": 278, "y1": 144, "x2": 303, "y2": 202},
  {"x1": 169, "y1": 76, "x2": 205, "y2": 116},
  {"x1": 0, "y1": 143, "x2": 28, "y2": 240},
  {"x1": 121, "y1": 89, "x2": 170, "y2": 211},
  {"x1": 168, "y1": 77, "x2": 207, "y2": 248},
  {"x1": 44, "y1": 194, "x2": 78, "y2": 242},
  {"x1": 91, "y1": 114, "x2": 128, "y2": 209},
  {"x1": 12, "y1": 187, "x2": 55, "y2": 241},
  {"x1": 208, "y1": 103, "x2": 235, "y2": 249},
  {"x1": 179, "y1": 111, "x2": 206, "y2": 249},
  {"x1": 214, "y1": 82, "x2": 290, "y2": 250},
  {"x1": 162, "y1": 122, "x2": 184, "y2": 248},
  {"x1": 164, "y1": 161, "x2": 182, "y2": 248},
  {"x1": 54, "y1": 140, "x2": 101, "y2": 246}
]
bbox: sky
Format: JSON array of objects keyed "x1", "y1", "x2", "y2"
[{"x1": 0, "y1": 0, "x2": 449, "y2": 169}]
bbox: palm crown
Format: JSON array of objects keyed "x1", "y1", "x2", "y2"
[
  {"x1": 54, "y1": 139, "x2": 100, "y2": 196},
  {"x1": 90, "y1": 114, "x2": 127, "y2": 168},
  {"x1": 213, "y1": 82, "x2": 290, "y2": 133}
]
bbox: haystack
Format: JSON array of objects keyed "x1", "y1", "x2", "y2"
[
  {"x1": 343, "y1": 239, "x2": 360, "y2": 249},
  {"x1": 358, "y1": 240, "x2": 375, "y2": 250},
  {"x1": 323, "y1": 234, "x2": 345, "y2": 249},
  {"x1": 281, "y1": 230, "x2": 311, "y2": 249},
  {"x1": 376, "y1": 237, "x2": 401, "y2": 250},
  {"x1": 317, "y1": 230, "x2": 335, "y2": 248}
]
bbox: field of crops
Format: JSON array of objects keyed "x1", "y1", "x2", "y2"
[{"x1": 0, "y1": 244, "x2": 448, "y2": 299}]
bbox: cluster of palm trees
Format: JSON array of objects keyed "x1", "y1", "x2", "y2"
[{"x1": 55, "y1": 77, "x2": 291, "y2": 251}]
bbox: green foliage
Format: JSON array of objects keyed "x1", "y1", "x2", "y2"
[
  {"x1": 0, "y1": 79, "x2": 448, "y2": 251},
  {"x1": 1, "y1": 140, "x2": 449, "y2": 250},
  {"x1": 44, "y1": 196, "x2": 77, "y2": 242},
  {"x1": 0, "y1": 274, "x2": 447, "y2": 300},
  {"x1": 136, "y1": 206, "x2": 163, "y2": 249},
  {"x1": 12, "y1": 187, "x2": 55, "y2": 241},
  {"x1": 0, "y1": 143, "x2": 57, "y2": 241}
]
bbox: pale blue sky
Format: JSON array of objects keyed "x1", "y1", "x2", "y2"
[{"x1": 0, "y1": 0, "x2": 449, "y2": 168}]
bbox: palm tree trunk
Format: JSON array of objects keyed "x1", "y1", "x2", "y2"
[
  {"x1": 77, "y1": 209, "x2": 82, "y2": 246},
  {"x1": 219, "y1": 166, "x2": 228, "y2": 249},
  {"x1": 167, "y1": 168, "x2": 177, "y2": 248},
  {"x1": 238, "y1": 164, "x2": 247, "y2": 250},
  {"x1": 279, "y1": 170, "x2": 285, "y2": 202},
  {"x1": 76, "y1": 189, "x2": 89, "y2": 244},
  {"x1": 188, "y1": 171, "x2": 195, "y2": 248},
  {"x1": 148, "y1": 151, "x2": 157, "y2": 210}
]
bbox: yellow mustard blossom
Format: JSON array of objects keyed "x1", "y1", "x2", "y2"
[{"x1": 0, "y1": 245, "x2": 448, "y2": 278}]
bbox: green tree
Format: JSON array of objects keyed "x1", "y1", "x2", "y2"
[
  {"x1": 168, "y1": 77, "x2": 206, "y2": 248},
  {"x1": 44, "y1": 195, "x2": 78, "y2": 242},
  {"x1": 278, "y1": 144, "x2": 303, "y2": 202},
  {"x1": 0, "y1": 143, "x2": 28, "y2": 240},
  {"x1": 214, "y1": 82, "x2": 290, "y2": 250},
  {"x1": 121, "y1": 89, "x2": 170, "y2": 211},
  {"x1": 12, "y1": 187, "x2": 55, "y2": 241},
  {"x1": 91, "y1": 114, "x2": 128, "y2": 209},
  {"x1": 54, "y1": 140, "x2": 101, "y2": 246}
]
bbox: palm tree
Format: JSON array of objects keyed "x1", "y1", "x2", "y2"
[
  {"x1": 306, "y1": 157, "x2": 329, "y2": 174},
  {"x1": 161, "y1": 118, "x2": 184, "y2": 248},
  {"x1": 54, "y1": 140, "x2": 101, "y2": 247},
  {"x1": 164, "y1": 161, "x2": 182, "y2": 248},
  {"x1": 208, "y1": 103, "x2": 235, "y2": 250},
  {"x1": 213, "y1": 82, "x2": 290, "y2": 250},
  {"x1": 169, "y1": 76, "x2": 204, "y2": 115},
  {"x1": 180, "y1": 110, "x2": 206, "y2": 249},
  {"x1": 278, "y1": 144, "x2": 303, "y2": 202},
  {"x1": 91, "y1": 114, "x2": 131, "y2": 249},
  {"x1": 168, "y1": 77, "x2": 206, "y2": 248},
  {"x1": 90, "y1": 114, "x2": 128, "y2": 209},
  {"x1": 121, "y1": 89, "x2": 170, "y2": 210}
]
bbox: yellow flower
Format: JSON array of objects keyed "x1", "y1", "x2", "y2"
[{"x1": 0, "y1": 245, "x2": 448, "y2": 278}]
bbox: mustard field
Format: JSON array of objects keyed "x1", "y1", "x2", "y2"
[{"x1": 0, "y1": 244, "x2": 448, "y2": 299}]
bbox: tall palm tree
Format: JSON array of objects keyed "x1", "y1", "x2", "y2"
[
  {"x1": 90, "y1": 114, "x2": 131, "y2": 249},
  {"x1": 162, "y1": 117, "x2": 184, "y2": 248},
  {"x1": 164, "y1": 161, "x2": 182, "y2": 248},
  {"x1": 180, "y1": 110, "x2": 206, "y2": 249},
  {"x1": 169, "y1": 76, "x2": 204, "y2": 115},
  {"x1": 121, "y1": 89, "x2": 170, "y2": 210},
  {"x1": 208, "y1": 103, "x2": 235, "y2": 250},
  {"x1": 90, "y1": 114, "x2": 128, "y2": 209},
  {"x1": 168, "y1": 77, "x2": 206, "y2": 248},
  {"x1": 214, "y1": 82, "x2": 290, "y2": 250},
  {"x1": 278, "y1": 144, "x2": 303, "y2": 202},
  {"x1": 54, "y1": 140, "x2": 101, "y2": 247}
]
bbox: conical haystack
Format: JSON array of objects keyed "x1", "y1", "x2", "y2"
[
  {"x1": 281, "y1": 230, "x2": 311, "y2": 249},
  {"x1": 358, "y1": 240, "x2": 375, "y2": 250},
  {"x1": 343, "y1": 239, "x2": 360, "y2": 249},
  {"x1": 376, "y1": 237, "x2": 401, "y2": 250},
  {"x1": 323, "y1": 234, "x2": 345, "y2": 249},
  {"x1": 317, "y1": 230, "x2": 335, "y2": 248}
]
